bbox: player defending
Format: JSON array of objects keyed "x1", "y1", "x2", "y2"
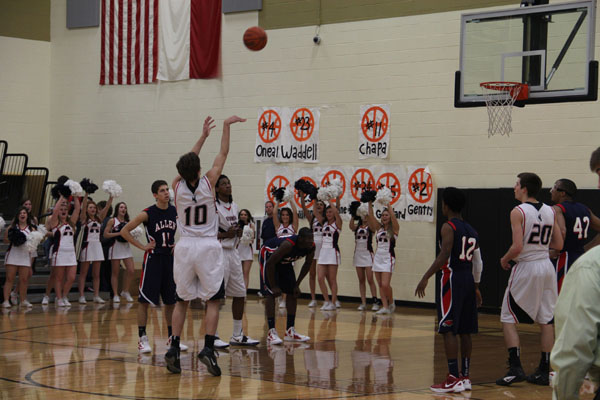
[
  {"x1": 165, "y1": 115, "x2": 246, "y2": 376},
  {"x1": 415, "y1": 187, "x2": 483, "y2": 393},
  {"x1": 120, "y1": 180, "x2": 188, "y2": 354},
  {"x1": 550, "y1": 178, "x2": 600, "y2": 293},
  {"x1": 260, "y1": 227, "x2": 315, "y2": 345},
  {"x1": 497, "y1": 172, "x2": 563, "y2": 386}
]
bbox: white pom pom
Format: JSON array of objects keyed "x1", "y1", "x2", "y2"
[
  {"x1": 317, "y1": 186, "x2": 333, "y2": 202},
  {"x1": 282, "y1": 187, "x2": 293, "y2": 203},
  {"x1": 0, "y1": 216, "x2": 5, "y2": 230},
  {"x1": 375, "y1": 187, "x2": 393, "y2": 206},
  {"x1": 130, "y1": 225, "x2": 145, "y2": 240},
  {"x1": 329, "y1": 178, "x2": 343, "y2": 198},
  {"x1": 103, "y1": 180, "x2": 123, "y2": 198},
  {"x1": 169, "y1": 188, "x2": 175, "y2": 201},
  {"x1": 240, "y1": 225, "x2": 254, "y2": 245},
  {"x1": 37, "y1": 224, "x2": 47, "y2": 236},
  {"x1": 26, "y1": 230, "x2": 45, "y2": 254},
  {"x1": 65, "y1": 179, "x2": 84, "y2": 196},
  {"x1": 357, "y1": 203, "x2": 369, "y2": 219}
]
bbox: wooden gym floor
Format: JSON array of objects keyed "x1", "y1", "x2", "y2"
[{"x1": 0, "y1": 297, "x2": 595, "y2": 399}]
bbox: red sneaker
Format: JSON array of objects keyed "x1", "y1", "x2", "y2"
[
  {"x1": 460, "y1": 374, "x2": 472, "y2": 390},
  {"x1": 430, "y1": 374, "x2": 466, "y2": 393}
]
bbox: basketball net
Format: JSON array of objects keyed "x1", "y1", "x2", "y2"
[{"x1": 480, "y1": 82, "x2": 528, "y2": 137}]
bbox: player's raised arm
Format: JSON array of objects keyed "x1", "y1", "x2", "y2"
[
  {"x1": 415, "y1": 222, "x2": 454, "y2": 298},
  {"x1": 172, "y1": 116, "x2": 216, "y2": 189},
  {"x1": 206, "y1": 116, "x2": 246, "y2": 188},
  {"x1": 500, "y1": 208, "x2": 525, "y2": 270}
]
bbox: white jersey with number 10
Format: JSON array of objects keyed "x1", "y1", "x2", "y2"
[
  {"x1": 515, "y1": 202, "x2": 555, "y2": 263},
  {"x1": 174, "y1": 176, "x2": 218, "y2": 237}
]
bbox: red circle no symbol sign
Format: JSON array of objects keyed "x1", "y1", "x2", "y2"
[
  {"x1": 258, "y1": 110, "x2": 282, "y2": 143},
  {"x1": 350, "y1": 169, "x2": 375, "y2": 201},
  {"x1": 267, "y1": 175, "x2": 290, "y2": 207},
  {"x1": 361, "y1": 106, "x2": 388, "y2": 143},
  {"x1": 408, "y1": 168, "x2": 433, "y2": 204},
  {"x1": 290, "y1": 108, "x2": 314, "y2": 142}
]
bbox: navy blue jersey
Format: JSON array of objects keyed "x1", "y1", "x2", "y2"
[
  {"x1": 557, "y1": 201, "x2": 591, "y2": 255},
  {"x1": 143, "y1": 204, "x2": 177, "y2": 254},
  {"x1": 446, "y1": 218, "x2": 479, "y2": 272},
  {"x1": 261, "y1": 235, "x2": 314, "y2": 265}
]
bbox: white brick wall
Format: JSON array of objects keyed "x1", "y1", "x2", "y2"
[
  {"x1": 0, "y1": 36, "x2": 50, "y2": 167},
  {"x1": 44, "y1": 1, "x2": 600, "y2": 302}
]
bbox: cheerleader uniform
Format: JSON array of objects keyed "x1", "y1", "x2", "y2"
[
  {"x1": 353, "y1": 226, "x2": 374, "y2": 268},
  {"x1": 317, "y1": 221, "x2": 340, "y2": 265},
  {"x1": 79, "y1": 219, "x2": 104, "y2": 262},
  {"x1": 5, "y1": 226, "x2": 33, "y2": 267},
  {"x1": 238, "y1": 223, "x2": 254, "y2": 261},
  {"x1": 372, "y1": 228, "x2": 396, "y2": 273},
  {"x1": 276, "y1": 224, "x2": 295, "y2": 238},
  {"x1": 312, "y1": 218, "x2": 323, "y2": 260},
  {"x1": 50, "y1": 223, "x2": 78, "y2": 267},
  {"x1": 108, "y1": 217, "x2": 133, "y2": 260}
]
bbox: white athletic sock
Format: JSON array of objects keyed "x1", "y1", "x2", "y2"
[{"x1": 233, "y1": 319, "x2": 243, "y2": 337}]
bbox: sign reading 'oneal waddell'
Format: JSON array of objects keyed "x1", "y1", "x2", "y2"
[
  {"x1": 358, "y1": 104, "x2": 390, "y2": 159},
  {"x1": 255, "y1": 107, "x2": 320, "y2": 163}
]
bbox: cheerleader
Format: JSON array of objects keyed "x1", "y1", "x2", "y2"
[
  {"x1": 2, "y1": 207, "x2": 38, "y2": 307},
  {"x1": 10, "y1": 199, "x2": 40, "y2": 305},
  {"x1": 316, "y1": 197, "x2": 342, "y2": 311},
  {"x1": 300, "y1": 194, "x2": 325, "y2": 308},
  {"x1": 78, "y1": 193, "x2": 113, "y2": 304},
  {"x1": 237, "y1": 209, "x2": 255, "y2": 289},
  {"x1": 103, "y1": 202, "x2": 135, "y2": 303},
  {"x1": 273, "y1": 199, "x2": 298, "y2": 309},
  {"x1": 47, "y1": 196, "x2": 81, "y2": 307},
  {"x1": 349, "y1": 216, "x2": 379, "y2": 311},
  {"x1": 367, "y1": 201, "x2": 399, "y2": 315},
  {"x1": 273, "y1": 200, "x2": 298, "y2": 238}
]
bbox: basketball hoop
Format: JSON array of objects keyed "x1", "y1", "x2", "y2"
[{"x1": 480, "y1": 82, "x2": 529, "y2": 137}]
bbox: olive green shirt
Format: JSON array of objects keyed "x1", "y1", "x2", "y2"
[{"x1": 551, "y1": 246, "x2": 600, "y2": 400}]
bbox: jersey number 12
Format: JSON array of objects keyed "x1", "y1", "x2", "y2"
[{"x1": 459, "y1": 236, "x2": 477, "y2": 261}]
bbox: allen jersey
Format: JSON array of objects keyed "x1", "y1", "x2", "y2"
[
  {"x1": 446, "y1": 218, "x2": 479, "y2": 271},
  {"x1": 514, "y1": 202, "x2": 555, "y2": 262},
  {"x1": 143, "y1": 204, "x2": 177, "y2": 254},
  {"x1": 174, "y1": 176, "x2": 218, "y2": 238},
  {"x1": 215, "y1": 200, "x2": 239, "y2": 249},
  {"x1": 556, "y1": 201, "x2": 591, "y2": 255}
]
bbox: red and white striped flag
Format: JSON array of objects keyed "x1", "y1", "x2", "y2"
[{"x1": 100, "y1": 0, "x2": 221, "y2": 85}]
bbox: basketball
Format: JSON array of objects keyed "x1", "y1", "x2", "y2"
[{"x1": 243, "y1": 26, "x2": 267, "y2": 51}]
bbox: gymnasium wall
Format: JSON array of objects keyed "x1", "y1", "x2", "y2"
[
  {"x1": 0, "y1": 36, "x2": 51, "y2": 167},
  {"x1": 46, "y1": 0, "x2": 600, "y2": 303}
]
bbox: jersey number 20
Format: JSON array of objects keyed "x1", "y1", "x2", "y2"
[
  {"x1": 184, "y1": 205, "x2": 207, "y2": 226},
  {"x1": 528, "y1": 224, "x2": 552, "y2": 245}
]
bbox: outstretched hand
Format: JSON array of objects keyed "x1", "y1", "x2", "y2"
[
  {"x1": 224, "y1": 115, "x2": 247, "y2": 125},
  {"x1": 202, "y1": 116, "x2": 216, "y2": 138}
]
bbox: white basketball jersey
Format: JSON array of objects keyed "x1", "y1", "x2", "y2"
[
  {"x1": 277, "y1": 224, "x2": 295, "y2": 238},
  {"x1": 216, "y1": 200, "x2": 239, "y2": 248},
  {"x1": 85, "y1": 220, "x2": 102, "y2": 242},
  {"x1": 515, "y1": 202, "x2": 555, "y2": 262},
  {"x1": 174, "y1": 176, "x2": 218, "y2": 237}
]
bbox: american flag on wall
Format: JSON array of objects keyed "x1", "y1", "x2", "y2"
[{"x1": 100, "y1": 0, "x2": 221, "y2": 85}]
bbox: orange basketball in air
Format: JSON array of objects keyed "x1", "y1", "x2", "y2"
[{"x1": 243, "y1": 26, "x2": 267, "y2": 51}]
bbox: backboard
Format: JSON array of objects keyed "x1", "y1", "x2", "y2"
[{"x1": 455, "y1": 0, "x2": 597, "y2": 107}]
